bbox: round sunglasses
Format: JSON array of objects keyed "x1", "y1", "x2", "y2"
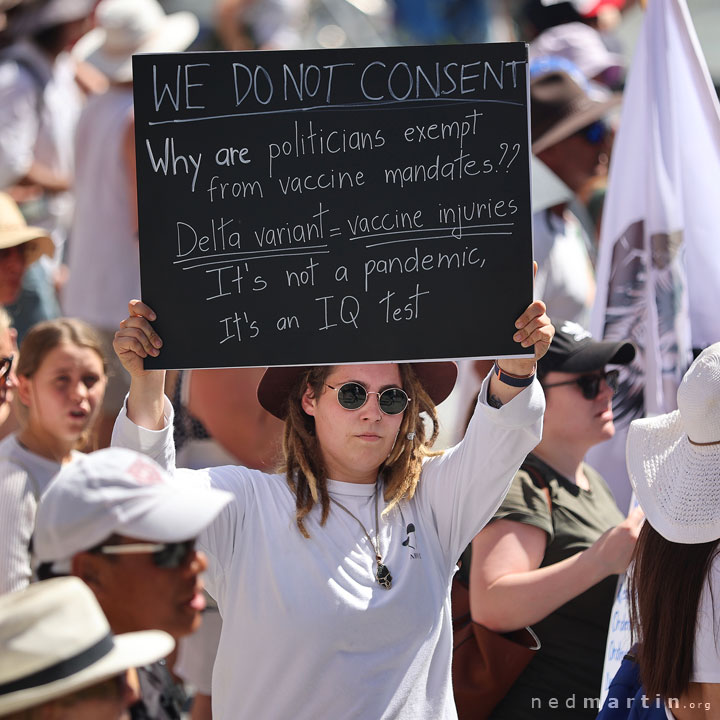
[
  {"x1": 542, "y1": 369, "x2": 620, "y2": 400},
  {"x1": 326, "y1": 382, "x2": 410, "y2": 415}
]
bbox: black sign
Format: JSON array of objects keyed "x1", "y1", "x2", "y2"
[{"x1": 133, "y1": 43, "x2": 534, "y2": 369}]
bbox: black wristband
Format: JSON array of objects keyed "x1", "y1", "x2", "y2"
[{"x1": 493, "y1": 361, "x2": 535, "y2": 388}]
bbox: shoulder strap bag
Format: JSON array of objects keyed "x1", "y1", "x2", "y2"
[{"x1": 451, "y1": 462, "x2": 550, "y2": 720}]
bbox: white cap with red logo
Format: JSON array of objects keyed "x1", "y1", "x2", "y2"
[{"x1": 33, "y1": 448, "x2": 232, "y2": 569}]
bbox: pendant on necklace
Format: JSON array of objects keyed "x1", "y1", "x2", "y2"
[{"x1": 376, "y1": 561, "x2": 393, "y2": 590}]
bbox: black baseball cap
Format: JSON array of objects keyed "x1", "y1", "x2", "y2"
[{"x1": 539, "y1": 320, "x2": 635, "y2": 375}]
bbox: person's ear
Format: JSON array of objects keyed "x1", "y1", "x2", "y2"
[
  {"x1": 15, "y1": 374, "x2": 31, "y2": 407},
  {"x1": 301, "y1": 384, "x2": 317, "y2": 417}
]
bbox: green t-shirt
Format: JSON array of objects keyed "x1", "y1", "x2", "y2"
[{"x1": 489, "y1": 455, "x2": 625, "y2": 720}]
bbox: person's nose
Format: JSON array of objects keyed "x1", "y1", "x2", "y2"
[
  {"x1": 598, "y1": 376, "x2": 615, "y2": 401},
  {"x1": 361, "y1": 392, "x2": 383, "y2": 422},
  {"x1": 69, "y1": 379, "x2": 88, "y2": 401}
]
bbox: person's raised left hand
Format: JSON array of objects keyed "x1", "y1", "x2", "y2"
[{"x1": 497, "y1": 300, "x2": 554, "y2": 377}]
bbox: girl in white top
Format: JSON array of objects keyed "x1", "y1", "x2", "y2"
[
  {"x1": 0, "y1": 318, "x2": 107, "y2": 593},
  {"x1": 112, "y1": 298, "x2": 553, "y2": 720},
  {"x1": 626, "y1": 342, "x2": 720, "y2": 720}
]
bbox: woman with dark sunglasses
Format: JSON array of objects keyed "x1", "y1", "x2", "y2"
[
  {"x1": 111, "y1": 297, "x2": 553, "y2": 720},
  {"x1": 464, "y1": 320, "x2": 643, "y2": 719}
]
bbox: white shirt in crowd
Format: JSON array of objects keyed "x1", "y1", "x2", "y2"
[
  {"x1": 0, "y1": 434, "x2": 81, "y2": 594},
  {"x1": 63, "y1": 86, "x2": 139, "y2": 329},
  {"x1": 533, "y1": 207, "x2": 596, "y2": 328},
  {"x1": 112, "y1": 373, "x2": 544, "y2": 720}
]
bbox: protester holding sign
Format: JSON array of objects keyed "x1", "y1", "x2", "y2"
[
  {"x1": 467, "y1": 320, "x2": 642, "y2": 719},
  {"x1": 110, "y1": 297, "x2": 552, "y2": 719}
]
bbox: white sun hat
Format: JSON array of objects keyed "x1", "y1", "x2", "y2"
[
  {"x1": 72, "y1": 0, "x2": 199, "y2": 83},
  {"x1": 627, "y1": 342, "x2": 720, "y2": 544},
  {"x1": 33, "y1": 447, "x2": 233, "y2": 573},
  {"x1": 0, "y1": 576, "x2": 174, "y2": 716}
]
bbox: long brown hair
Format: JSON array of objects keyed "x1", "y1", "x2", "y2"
[
  {"x1": 281, "y1": 364, "x2": 441, "y2": 538},
  {"x1": 629, "y1": 522, "x2": 720, "y2": 698}
]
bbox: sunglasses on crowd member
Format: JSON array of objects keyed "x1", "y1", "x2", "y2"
[
  {"x1": 577, "y1": 120, "x2": 608, "y2": 145},
  {"x1": 92, "y1": 539, "x2": 196, "y2": 568},
  {"x1": 0, "y1": 354, "x2": 13, "y2": 385},
  {"x1": 326, "y1": 382, "x2": 411, "y2": 415},
  {"x1": 542, "y1": 369, "x2": 620, "y2": 400}
]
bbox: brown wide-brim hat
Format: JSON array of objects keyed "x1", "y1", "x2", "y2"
[
  {"x1": 531, "y1": 70, "x2": 621, "y2": 154},
  {"x1": 258, "y1": 361, "x2": 458, "y2": 420},
  {"x1": 0, "y1": 192, "x2": 54, "y2": 264}
]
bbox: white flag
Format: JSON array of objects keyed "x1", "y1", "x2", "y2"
[
  {"x1": 592, "y1": 0, "x2": 720, "y2": 702},
  {"x1": 588, "y1": 0, "x2": 720, "y2": 513}
]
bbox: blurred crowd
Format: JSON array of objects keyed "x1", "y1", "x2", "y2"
[
  {"x1": 0, "y1": 1, "x2": 718, "y2": 720},
  {"x1": 0, "y1": 0, "x2": 640, "y2": 437}
]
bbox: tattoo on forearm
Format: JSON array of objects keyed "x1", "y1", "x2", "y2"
[{"x1": 488, "y1": 394, "x2": 504, "y2": 409}]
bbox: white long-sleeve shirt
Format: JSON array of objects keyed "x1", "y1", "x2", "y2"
[{"x1": 112, "y1": 373, "x2": 544, "y2": 719}]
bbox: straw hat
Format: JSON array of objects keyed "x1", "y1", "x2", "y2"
[
  {"x1": 0, "y1": 192, "x2": 54, "y2": 264},
  {"x1": 627, "y1": 343, "x2": 720, "y2": 544},
  {"x1": 531, "y1": 70, "x2": 620, "y2": 154},
  {"x1": 258, "y1": 362, "x2": 458, "y2": 420},
  {"x1": 72, "y1": 0, "x2": 199, "y2": 83},
  {"x1": 0, "y1": 576, "x2": 174, "y2": 716}
]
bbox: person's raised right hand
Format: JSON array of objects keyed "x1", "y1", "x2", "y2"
[{"x1": 113, "y1": 299, "x2": 163, "y2": 378}]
